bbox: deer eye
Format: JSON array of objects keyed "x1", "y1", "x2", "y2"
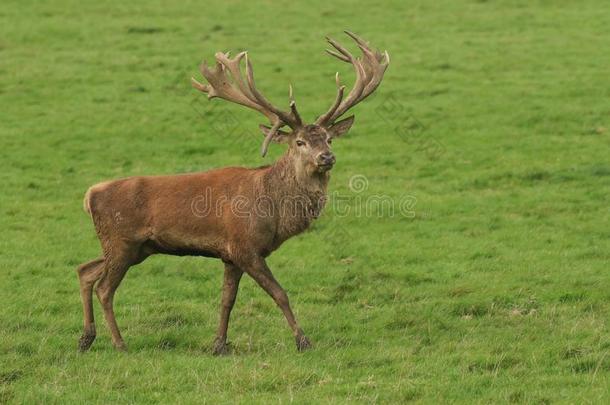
[
  {"x1": 296, "y1": 140, "x2": 306, "y2": 147},
  {"x1": 327, "y1": 138, "x2": 333, "y2": 145}
]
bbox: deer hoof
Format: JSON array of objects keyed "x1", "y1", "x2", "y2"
[
  {"x1": 78, "y1": 333, "x2": 96, "y2": 352},
  {"x1": 212, "y1": 338, "x2": 230, "y2": 356},
  {"x1": 296, "y1": 335, "x2": 312, "y2": 352},
  {"x1": 114, "y1": 341, "x2": 128, "y2": 352}
]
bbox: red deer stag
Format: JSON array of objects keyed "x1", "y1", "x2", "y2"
[{"x1": 77, "y1": 31, "x2": 389, "y2": 354}]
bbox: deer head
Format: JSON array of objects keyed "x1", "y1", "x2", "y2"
[{"x1": 191, "y1": 31, "x2": 389, "y2": 174}]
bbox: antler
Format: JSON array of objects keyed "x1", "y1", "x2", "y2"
[
  {"x1": 316, "y1": 31, "x2": 390, "y2": 126},
  {"x1": 191, "y1": 51, "x2": 302, "y2": 156}
]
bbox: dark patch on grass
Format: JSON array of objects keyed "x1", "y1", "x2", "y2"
[
  {"x1": 404, "y1": 256, "x2": 425, "y2": 265},
  {"x1": 112, "y1": 380, "x2": 129, "y2": 390},
  {"x1": 448, "y1": 286, "x2": 474, "y2": 297},
  {"x1": 508, "y1": 391, "x2": 524, "y2": 403},
  {"x1": 385, "y1": 317, "x2": 416, "y2": 331},
  {"x1": 330, "y1": 273, "x2": 362, "y2": 303},
  {"x1": 403, "y1": 272, "x2": 434, "y2": 286},
  {"x1": 570, "y1": 359, "x2": 596, "y2": 373},
  {"x1": 62, "y1": 166, "x2": 75, "y2": 175},
  {"x1": 467, "y1": 356, "x2": 519, "y2": 373},
  {"x1": 433, "y1": 63, "x2": 452, "y2": 70},
  {"x1": 129, "y1": 86, "x2": 148, "y2": 93},
  {"x1": 399, "y1": 388, "x2": 422, "y2": 402},
  {"x1": 126, "y1": 26, "x2": 164, "y2": 34},
  {"x1": 559, "y1": 292, "x2": 587, "y2": 303},
  {"x1": 521, "y1": 170, "x2": 551, "y2": 182},
  {"x1": 182, "y1": 146, "x2": 216, "y2": 156},
  {"x1": 561, "y1": 347, "x2": 585, "y2": 359},
  {"x1": 371, "y1": 289, "x2": 402, "y2": 305},
  {"x1": 470, "y1": 178, "x2": 491, "y2": 189},
  {"x1": 470, "y1": 251, "x2": 494, "y2": 260},
  {"x1": 15, "y1": 342, "x2": 34, "y2": 356},
  {"x1": 465, "y1": 167, "x2": 583, "y2": 190},
  {"x1": 161, "y1": 314, "x2": 189, "y2": 327},
  {"x1": 568, "y1": 355, "x2": 609, "y2": 373},
  {"x1": 386, "y1": 313, "x2": 450, "y2": 337},
  {"x1": 488, "y1": 218, "x2": 502, "y2": 231},
  {"x1": 590, "y1": 165, "x2": 610, "y2": 176},
  {"x1": 492, "y1": 294, "x2": 539, "y2": 313},
  {"x1": 149, "y1": 262, "x2": 167, "y2": 276},
  {"x1": 211, "y1": 24, "x2": 223, "y2": 32},
  {"x1": 370, "y1": 271, "x2": 393, "y2": 281},
  {"x1": 157, "y1": 336, "x2": 178, "y2": 350},
  {"x1": 0, "y1": 370, "x2": 22, "y2": 384},
  {"x1": 415, "y1": 88, "x2": 449, "y2": 97},
  {"x1": 581, "y1": 302, "x2": 602, "y2": 313},
  {"x1": 452, "y1": 302, "x2": 491, "y2": 317}
]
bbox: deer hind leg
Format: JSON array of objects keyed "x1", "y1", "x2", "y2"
[
  {"x1": 77, "y1": 257, "x2": 105, "y2": 351},
  {"x1": 213, "y1": 262, "x2": 244, "y2": 356},
  {"x1": 241, "y1": 256, "x2": 311, "y2": 352},
  {"x1": 95, "y1": 243, "x2": 142, "y2": 351}
]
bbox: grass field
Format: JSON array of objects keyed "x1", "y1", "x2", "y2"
[{"x1": 1, "y1": 0, "x2": 609, "y2": 403}]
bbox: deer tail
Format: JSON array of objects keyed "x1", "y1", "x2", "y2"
[{"x1": 83, "y1": 187, "x2": 94, "y2": 217}]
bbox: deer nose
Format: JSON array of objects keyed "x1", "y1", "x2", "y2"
[{"x1": 317, "y1": 152, "x2": 336, "y2": 166}]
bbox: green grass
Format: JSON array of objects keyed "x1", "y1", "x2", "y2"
[{"x1": 1, "y1": 0, "x2": 609, "y2": 403}]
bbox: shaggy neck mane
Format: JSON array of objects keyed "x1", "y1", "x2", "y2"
[
  {"x1": 261, "y1": 149, "x2": 330, "y2": 241},
  {"x1": 264, "y1": 149, "x2": 330, "y2": 200}
]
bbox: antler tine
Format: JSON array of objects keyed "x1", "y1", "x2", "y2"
[
  {"x1": 245, "y1": 54, "x2": 300, "y2": 128},
  {"x1": 260, "y1": 121, "x2": 282, "y2": 157},
  {"x1": 315, "y1": 72, "x2": 346, "y2": 125},
  {"x1": 288, "y1": 84, "x2": 303, "y2": 126},
  {"x1": 191, "y1": 77, "x2": 210, "y2": 93},
  {"x1": 321, "y1": 32, "x2": 390, "y2": 123},
  {"x1": 325, "y1": 49, "x2": 349, "y2": 62},
  {"x1": 328, "y1": 59, "x2": 367, "y2": 123},
  {"x1": 215, "y1": 51, "x2": 253, "y2": 99},
  {"x1": 326, "y1": 36, "x2": 354, "y2": 61},
  {"x1": 192, "y1": 54, "x2": 276, "y2": 122},
  {"x1": 193, "y1": 49, "x2": 305, "y2": 156},
  {"x1": 345, "y1": 31, "x2": 390, "y2": 98},
  {"x1": 344, "y1": 30, "x2": 372, "y2": 52}
]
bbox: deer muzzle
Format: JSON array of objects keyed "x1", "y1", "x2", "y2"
[{"x1": 316, "y1": 152, "x2": 336, "y2": 170}]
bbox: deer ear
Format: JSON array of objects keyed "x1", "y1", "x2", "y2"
[
  {"x1": 259, "y1": 124, "x2": 291, "y2": 143},
  {"x1": 327, "y1": 115, "x2": 355, "y2": 138}
]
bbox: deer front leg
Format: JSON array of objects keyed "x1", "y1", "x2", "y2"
[
  {"x1": 241, "y1": 256, "x2": 311, "y2": 352},
  {"x1": 213, "y1": 262, "x2": 243, "y2": 356}
]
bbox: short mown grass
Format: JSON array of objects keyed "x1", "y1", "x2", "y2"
[{"x1": 1, "y1": 0, "x2": 609, "y2": 403}]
